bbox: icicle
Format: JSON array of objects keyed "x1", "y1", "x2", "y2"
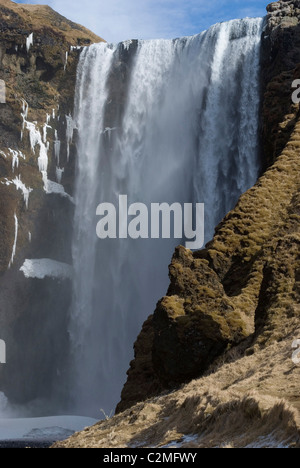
[
  {"x1": 64, "y1": 51, "x2": 68, "y2": 71},
  {"x1": 26, "y1": 33, "x2": 33, "y2": 52},
  {"x1": 4, "y1": 176, "x2": 33, "y2": 209},
  {"x1": 43, "y1": 123, "x2": 52, "y2": 143},
  {"x1": 20, "y1": 99, "x2": 29, "y2": 140},
  {"x1": 65, "y1": 114, "x2": 75, "y2": 162},
  {"x1": 8, "y1": 214, "x2": 18, "y2": 269},
  {"x1": 54, "y1": 130, "x2": 61, "y2": 166},
  {"x1": 56, "y1": 167, "x2": 64, "y2": 184},
  {"x1": 8, "y1": 148, "x2": 26, "y2": 172},
  {"x1": 123, "y1": 40, "x2": 133, "y2": 51}
]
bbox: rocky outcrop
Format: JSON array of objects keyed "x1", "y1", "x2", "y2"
[
  {"x1": 261, "y1": 0, "x2": 300, "y2": 166},
  {"x1": 0, "y1": 0, "x2": 103, "y2": 408},
  {"x1": 116, "y1": 0, "x2": 300, "y2": 415}
]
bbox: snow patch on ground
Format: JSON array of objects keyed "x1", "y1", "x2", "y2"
[
  {"x1": 244, "y1": 432, "x2": 291, "y2": 448},
  {"x1": 42, "y1": 171, "x2": 74, "y2": 202},
  {"x1": 20, "y1": 259, "x2": 72, "y2": 280},
  {"x1": 161, "y1": 434, "x2": 199, "y2": 448},
  {"x1": 0, "y1": 415, "x2": 97, "y2": 442}
]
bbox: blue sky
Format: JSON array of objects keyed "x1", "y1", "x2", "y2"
[{"x1": 15, "y1": 0, "x2": 267, "y2": 43}]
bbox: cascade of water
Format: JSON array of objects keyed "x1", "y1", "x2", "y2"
[{"x1": 70, "y1": 18, "x2": 263, "y2": 416}]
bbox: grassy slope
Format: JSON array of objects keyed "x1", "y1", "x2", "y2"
[{"x1": 0, "y1": 0, "x2": 104, "y2": 44}]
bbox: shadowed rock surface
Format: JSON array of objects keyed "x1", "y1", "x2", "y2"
[{"x1": 0, "y1": 0, "x2": 103, "y2": 410}]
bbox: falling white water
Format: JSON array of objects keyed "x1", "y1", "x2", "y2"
[{"x1": 70, "y1": 18, "x2": 263, "y2": 416}]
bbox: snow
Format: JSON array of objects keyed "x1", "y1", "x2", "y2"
[
  {"x1": 123, "y1": 40, "x2": 133, "y2": 51},
  {"x1": 43, "y1": 123, "x2": 52, "y2": 143},
  {"x1": 8, "y1": 214, "x2": 18, "y2": 269},
  {"x1": 20, "y1": 259, "x2": 73, "y2": 280},
  {"x1": 20, "y1": 99, "x2": 29, "y2": 139},
  {"x1": 19, "y1": 101, "x2": 72, "y2": 207},
  {"x1": 26, "y1": 120, "x2": 41, "y2": 151},
  {"x1": 0, "y1": 149, "x2": 26, "y2": 171},
  {"x1": 42, "y1": 171, "x2": 74, "y2": 203},
  {"x1": 161, "y1": 434, "x2": 199, "y2": 448},
  {"x1": 38, "y1": 141, "x2": 49, "y2": 172},
  {"x1": 24, "y1": 120, "x2": 49, "y2": 172},
  {"x1": 0, "y1": 415, "x2": 97, "y2": 442},
  {"x1": 8, "y1": 148, "x2": 26, "y2": 172},
  {"x1": 21, "y1": 99, "x2": 29, "y2": 122},
  {"x1": 21, "y1": 99, "x2": 28, "y2": 121},
  {"x1": 26, "y1": 33, "x2": 33, "y2": 52},
  {"x1": 244, "y1": 432, "x2": 291, "y2": 449},
  {"x1": 4, "y1": 176, "x2": 33, "y2": 209}
]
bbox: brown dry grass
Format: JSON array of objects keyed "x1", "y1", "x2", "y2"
[
  {"x1": 53, "y1": 321, "x2": 300, "y2": 448},
  {"x1": 0, "y1": 0, "x2": 104, "y2": 44}
]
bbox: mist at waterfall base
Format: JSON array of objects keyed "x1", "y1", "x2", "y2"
[{"x1": 66, "y1": 17, "x2": 263, "y2": 417}]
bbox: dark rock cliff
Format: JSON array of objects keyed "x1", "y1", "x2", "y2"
[
  {"x1": 0, "y1": 0, "x2": 103, "y2": 409},
  {"x1": 116, "y1": 0, "x2": 300, "y2": 414}
]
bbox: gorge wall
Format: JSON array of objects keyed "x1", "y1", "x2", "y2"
[{"x1": 0, "y1": 0, "x2": 103, "y2": 412}]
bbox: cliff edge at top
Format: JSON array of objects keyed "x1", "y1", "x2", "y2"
[{"x1": 0, "y1": 0, "x2": 104, "y2": 45}]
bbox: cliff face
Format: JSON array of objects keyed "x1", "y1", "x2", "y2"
[
  {"x1": 0, "y1": 0, "x2": 103, "y2": 407},
  {"x1": 261, "y1": 0, "x2": 300, "y2": 166},
  {"x1": 115, "y1": 0, "x2": 300, "y2": 416}
]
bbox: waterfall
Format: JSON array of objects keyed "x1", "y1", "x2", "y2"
[{"x1": 70, "y1": 17, "x2": 263, "y2": 416}]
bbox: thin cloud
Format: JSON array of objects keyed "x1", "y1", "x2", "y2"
[{"x1": 15, "y1": 0, "x2": 266, "y2": 43}]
